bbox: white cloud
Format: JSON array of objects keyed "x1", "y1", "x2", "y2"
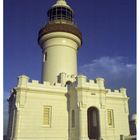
[{"x1": 79, "y1": 56, "x2": 136, "y2": 81}]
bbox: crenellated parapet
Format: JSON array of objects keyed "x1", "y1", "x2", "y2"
[
  {"x1": 17, "y1": 73, "x2": 77, "y2": 90},
  {"x1": 75, "y1": 74, "x2": 128, "y2": 99},
  {"x1": 106, "y1": 87, "x2": 128, "y2": 98},
  {"x1": 16, "y1": 74, "x2": 129, "y2": 99},
  {"x1": 76, "y1": 74, "x2": 105, "y2": 90},
  {"x1": 14, "y1": 75, "x2": 69, "y2": 108},
  {"x1": 17, "y1": 75, "x2": 29, "y2": 88},
  {"x1": 16, "y1": 75, "x2": 68, "y2": 95}
]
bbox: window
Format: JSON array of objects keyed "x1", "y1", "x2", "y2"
[
  {"x1": 45, "y1": 52, "x2": 47, "y2": 61},
  {"x1": 48, "y1": 7, "x2": 73, "y2": 22},
  {"x1": 72, "y1": 110, "x2": 75, "y2": 128},
  {"x1": 62, "y1": 8, "x2": 66, "y2": 16},
  {"x1": 43, "y1": 106, "x2": 51, "y2": 126},
  {"x1": 107, "y1": 109, "x2": 114, "y2": 127},
  {"x1": 43, "y1": 52, "x2": 47, "y2": 62}
]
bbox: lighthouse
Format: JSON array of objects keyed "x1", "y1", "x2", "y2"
[
  {"x1": 7, "y1": 0, "x2": 130, "y2": 140},
  {"x1": 38, "y1": 0, "x2": 82, "y2": 84}
]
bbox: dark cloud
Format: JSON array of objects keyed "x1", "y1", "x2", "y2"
[{"x1": 78, "y1": 56, "x2": 136, "y2": 114}]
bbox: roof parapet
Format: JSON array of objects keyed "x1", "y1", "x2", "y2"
[
  {"x1": 17, "y1": 75, "x2": 29, "y2": 88},
  {"x1": 96, "y1": 78, "x2": 105, "y2": 89}
]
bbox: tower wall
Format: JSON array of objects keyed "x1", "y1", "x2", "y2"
[{"x1": 39, "y1": 32, "x2": 81, "y2": 84}]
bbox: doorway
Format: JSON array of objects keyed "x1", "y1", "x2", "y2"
[{"x1": 87, "y1": 107, "x2": 100, "y2": 140}]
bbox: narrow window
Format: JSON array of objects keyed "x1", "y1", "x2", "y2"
[
  {"x1": 43, "y1": 52, "x2": 47, "y2": 62},
  {"x1": 72, "y1": 110, "x2": 75, "y2": 128},
  {"x1": 45, "y1": 52, "x2": 47, "y2": 61},
  {"x1": 43, "y1": 106, "x2": 51, "y2": 126},
  {"x1": 107, "y1": 109, "x2": 114, "y2": 127}
]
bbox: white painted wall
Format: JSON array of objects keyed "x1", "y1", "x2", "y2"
[
  {"x1": 39, "y1": 32, "x2": 81, "y2": 84},
  {"x1": 8, "y1": 74, "x2": 130, "y2": 140}
]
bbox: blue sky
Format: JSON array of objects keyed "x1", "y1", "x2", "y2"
[{"x1": 4, "y1": 0, "x2": 136, "y2": 134}]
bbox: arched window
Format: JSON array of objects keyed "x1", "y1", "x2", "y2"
[{"x1": 72, "y1": 110, "x2": 75, "y2": 128}]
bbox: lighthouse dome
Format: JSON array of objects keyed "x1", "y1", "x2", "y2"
[{"x1": 47, "y1": 0, "x2": 73, "y2": 22}]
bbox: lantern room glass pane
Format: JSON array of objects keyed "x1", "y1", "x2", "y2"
[{"x1": 48, "y1": 6, "x2": 73, "y2": 22}]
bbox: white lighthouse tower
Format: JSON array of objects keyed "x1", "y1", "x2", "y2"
[
  {"x1": 38, "y1": 0, "x2": 82, "y2": 84},
  {"x1": 7, "y1": 0, "x2": 130, "y2": 140}
]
